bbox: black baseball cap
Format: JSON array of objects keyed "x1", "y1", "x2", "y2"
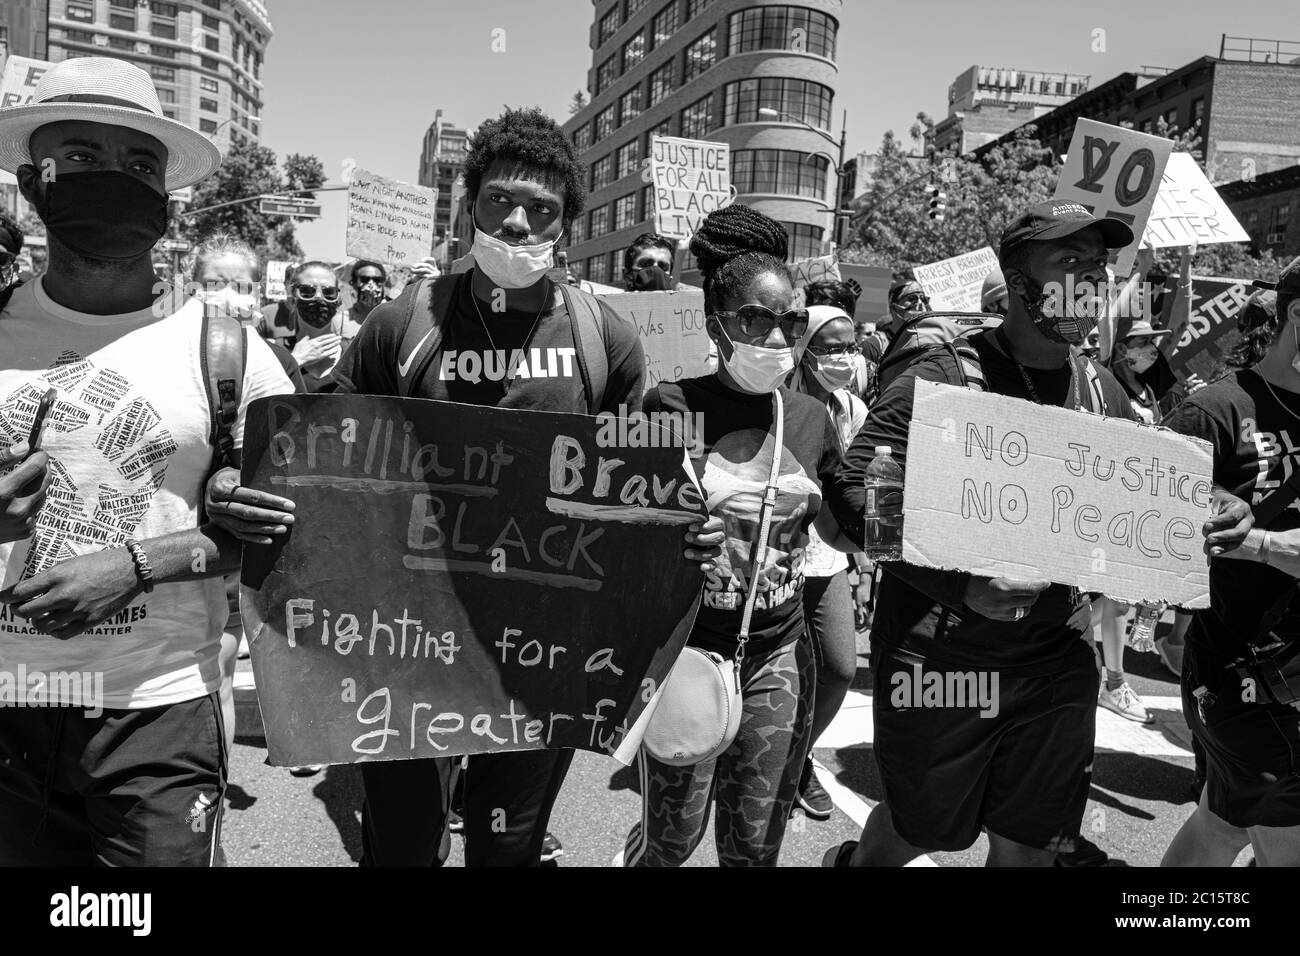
[{"x1": 999, "y1": 199, "x2": 1134, "y2": 265}]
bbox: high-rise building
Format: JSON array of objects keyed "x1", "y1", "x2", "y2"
[
  {"x1": 44, "y1": 0, "x2": 272, "y2": 155},
  {"x1": 930, "y1": 65, "x2": 1090, "y2": 156},
  {"x1": 0, "y1": 0, "x2": 49, "y2": 63},
  {"x1": 975, "y1": 36, "x2": 1300, "y2": 186},
  {"x1": 417, "y1": 109, "x2": 469, "y2": 244},
  {"x1": 563, "y1": 0, "x2": 845, "y2": 287}
]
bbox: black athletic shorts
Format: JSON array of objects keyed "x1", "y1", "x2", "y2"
[
  {"x1": 1184, "y1": 648, "x2": 1300, "y2": 828},
  {"x1": 872, "y1": 644, "x2": 1097, "y2": 853}
]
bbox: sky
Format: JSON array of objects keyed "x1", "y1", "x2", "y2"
[{"x1": 262, "y1": 0, "x2": 1300, "y2": 259}]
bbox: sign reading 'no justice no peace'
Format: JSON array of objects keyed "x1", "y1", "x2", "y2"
[
  {"x1": 240, "y1": 395, "x2": 706, "y2": 767},
  {"x1": 902, "y1": 381, "x2": 1213, "y2": 608}
]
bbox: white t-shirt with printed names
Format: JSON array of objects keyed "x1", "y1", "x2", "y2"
[{"x1": 0, "y1": 279, "x2": 293, "y2": 709}]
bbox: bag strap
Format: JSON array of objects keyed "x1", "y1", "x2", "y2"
[
  {"x1": 735, "y1": 389, "x2": 785, "y2": 665},
  {"x1": 396, "y1": 274, "x2": 461, "y2": 398},
  {"x1": 1254, "y1": 467, "x2": 1300, "y2": 527},
  {"x1": 200, "y1": 310, "x2": 246, "y2": 470},
  {"x1": 557, "y1": 281, "x2": 609, "y2": 413}
]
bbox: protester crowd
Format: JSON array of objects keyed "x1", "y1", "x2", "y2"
[{"x1": 1, "y1": 56, "x2": 1298, "y2": 870}]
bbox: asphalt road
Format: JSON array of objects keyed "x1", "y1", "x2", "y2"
[{"x1": 221, "y1": 624, "x2": 1242, "y2": 867}]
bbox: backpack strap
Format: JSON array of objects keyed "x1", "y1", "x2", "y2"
[
  {"x1": 1254, "y1": 468, "x2": 1300, "y2": 527},
  {"x1": 395, "y1": 274, "x2": 462, "y2": 398},
  {"x1": 557, "y1": 281, "x2": 609, "y2": 413},
  {"x1": 201, "y1": 310, "x2": 247, "y2": 470}
]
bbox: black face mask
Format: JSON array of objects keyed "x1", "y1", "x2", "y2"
[
  {"x1": 1019, "y1": 274, "x2": 1098, "y2": 346},
  {"x1": 629, "y1": 266, "x2": 672, "y2": 291},
  {"x1": 297, "y1": 299, "x2": 338, "y2": 328},
  {"x1": 36, "y1": 170, "x2": 168, "y2": 261}
]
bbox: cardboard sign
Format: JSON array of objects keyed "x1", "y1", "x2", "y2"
[
  {"x1": 902, "y1": 381, "x2": 1212, "y2": 607},
  {"x1": 790, "y1": 255, "x2": 841, "y2": 289},
  {"x1": 345, "y1": 167, "x2": 436, "y2": 265},
  {"x1": 1162, "y1": 276, "x2": 1253, "y2": 373},
  {"x1": 264, "y1": 258, "x2": 292, "y2": 301},
  {"x1": 650, "y1": 136, "x2": 733, "y2": 240},
  {"x1": 1055, "y1": 119, "x2": 1174, "y2": 276},
  {"x1": 239, "y1": 395, "x2": 706, "y2": 766},
  {"x1": 600, "y1": 289, "x2": 714, "y2": 391},
  {"x1": 0, "y1": 55, "x2": 51, "y2": 109},
  {"x1": 912, "y1": 247, "x2": 1000, "y2": 313},
  {"x1": 1141, "y1": 153, "x2": 1250, "y2": 249}
]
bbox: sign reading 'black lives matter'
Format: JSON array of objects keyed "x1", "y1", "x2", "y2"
[{"x1": 240, "y1": 395, "x2": 706, "y2": 767}]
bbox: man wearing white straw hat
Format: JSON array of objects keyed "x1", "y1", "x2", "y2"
[{"x1": 0, "y1": 57, "x2": 292, "y2": 865}]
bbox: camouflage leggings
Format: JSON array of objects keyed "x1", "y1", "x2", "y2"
[{"x1": 623, "y1": 637, "x2": 815, "y2": 867}]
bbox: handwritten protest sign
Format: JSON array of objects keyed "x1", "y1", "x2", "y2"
[
  {"x1": 240, "y1": 395, "x2": 706, "y2": 766},
  {"x1": 902, "y1": 381, "x2": 1212, "y2": 607},
  {"x1": 650, "y1": 136, "x2": 733, "y2": 240},
  {"x1": 1142, "y1": 153, "x2": 1250, "y2": 249},
  {"x1": 264, "y1": 259, "x2": 291, "y2": 301},
  {"x1": 345, "y1": 167, "x2": 436, "y2": 265},
  {"x1": 1056, "y1": 119, "x2": 1173, "y2": 277},
  {"x1": 0, "y1": 55, "x2": 50, "y2": 109},
  {"x1": 912, "y1": 247, "x2": 1000, "y2": 313},
  {"x1": 790, "y1": 255, "x2": 841, "y2": 289},
  {"x1": 1162, "y1": 276, "x2": 1253, "y2": 374},
  {"x1": 602, "y1": 289, "x2": 713, "y2": 391}
]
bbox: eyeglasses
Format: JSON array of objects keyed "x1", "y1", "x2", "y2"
[
  {"x1": 713, "y1": 305, "x2": 809, "y2": 341},
  {"x1": 807, "y1": 343, "x2": 861, "y2": 357},
  {"x1": 895, "y1": 293, "x2": 930, "y2": 309},
  {"x1": 294, "y1": 284, "x2": 340, "y2": 302}
]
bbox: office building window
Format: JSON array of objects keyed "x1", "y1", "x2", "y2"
[
  {"x1": 615, "y1": 193, "x2": 638, "y2": 231},
  {"x1": 200, "y1": 97, "x2": 219, "y2": 112},
  {"x1": 626, "y1": 0, "x2": 650, "y2": 16},
  {"x1": 64, "y1": 28, "x2": 94, "y2": 43},
  {"x1": 588, "y1": 253, "x2": 610, "y2": 284},
  {"x1": 108, "y1": 0, "x2": 134, "y2": 7},
  {"x1": 686, "y1": 0, "x2": 713, "y2": 17},
  {"x1": 200, "y1": 118, "x2": 218, "y2": 134},
  {"x1": 202, "y1": 56, "x2": 218, "y2": 70},
  {"x1": 619, "y1": 86, "x2": 642, "y2": 125},
  {"x1": 641, "y1": 184, "x2": 655, "y2": 220},
  {"x1": 680, "y1": 92, "x2": 715, "y2": 139},
  {"x1": 684, "y1": 28, "x2": 716, "y2": 81},
  {"x1": 204, "y1": 34, "x2": 220, "y2": 51},
  {"x1": 646, "y1": 118, "x2": 673, "y2": 151},
  {"x1": 651, "y1": 2, "x2": 680, "y2": 46},
  {"x1": 598, "y1": 7, "x2": 621, "y2": 46},
  {"x1": 108, "y1": 36, "x2": 134, "y2": 50},
  {"x1": 571, "y1": 215, "x2": 586, "y2": 245},
  {"x1": 573, "y1": 123, "x2": 592, "y2": 154},
  {"x1": 151, "y1": 22, "x2": 177, "y2": 39},
  {"x1": 155, "y1": 87, "x2": 177, "y2": 104},
  {"x1": 648, "y1": 60, "x2": 675, "y2": 106},
  {"x1": 110, "y1": 12, "x2": 136, "y2": 30},
  {"x1": 202, "y1": 0, "x2": 221, "y2": 7},
  {"x1": 154, "y1": 44, "x2": 177, "y2": 58},
  {"x1": 66, "y1": 4, "x2": 94, "y2": 22},
  {"x1": 779, "y1": 221, "x2": 825, "y2": 260},
  {"x1": 150, "y1": 65, "x2": 177, "y2": 82},
  {"x1": 201, "y1": 76, "x2": 220, "y2": 92},
  {"x1": 151, "y1": 1, "x2": 178, "y2": 16},
  {"x1": 724, "y1": 77, "x2": 833, "y2": 130},
  {"x1": 595, "y1": 105, "x2": 616, "y2": 141},
  {"x1": 590, "y1": 204, "x2": 611, "y2": 238},
  {"x1": 591, "y1": 154, "x2": 615, "y2": 192},
  {"x1": 1190, "y1": 97, "x2": 1205, "y2": 127},
  {"x1": 616, "y1": 139, "x2": 640, "y2": 179},
  {"x1": 732, "y1": 149, "x2": 830, "y2": 200},
  {"x1": 596, "y1": 55, "x2": 618, "y2": 95},
  {"x1": 622, "y1": 32, "x2": 645, "y2": 72},
  {"x1": 727, "y1": 6, "x2": 838, "y2": 60}
]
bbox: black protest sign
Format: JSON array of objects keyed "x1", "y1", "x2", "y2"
[
  {"x1": 1161, "y1": 277, "x2": 1253, "y2": 374},
  {"x1": 239, "y1": 395, "x2": 706, "y2": 766}
]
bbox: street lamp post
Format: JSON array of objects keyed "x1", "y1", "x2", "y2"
[{"x1": 758, "y1": 107, "x2": 849, "y2": 248}]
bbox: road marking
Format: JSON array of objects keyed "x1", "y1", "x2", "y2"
[{"x1": 811, "y1": 758, "x2": 936, "y2": 867}]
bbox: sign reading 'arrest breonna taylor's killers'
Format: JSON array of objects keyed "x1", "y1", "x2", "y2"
[
  {"x1": 901, "y1": 381, "x2": 1213, "y2": 608},
  {"x1": 239, "y1": 395, "x2": 706, "y2": 767}
]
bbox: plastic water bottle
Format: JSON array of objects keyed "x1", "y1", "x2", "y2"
[
  {"x1": 863, "y1": 445, "x2": 904, "y2": 561},
  {"x1": 1128, "y1": 601, "x2": 1162, "y2": 653}
]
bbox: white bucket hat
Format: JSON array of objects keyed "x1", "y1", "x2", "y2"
[{"x1": 0, "y1": 56, "x2": 222, "y2": 191}]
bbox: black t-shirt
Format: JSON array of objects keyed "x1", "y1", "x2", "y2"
[
  {"x1": 327, "y1": 274, "x2": 644, "y2": 413},
  {"x1": 1167, "y1": 370, "x2": 1300, "y2": 675},
  {"x1": 828, "y1": 330, "x2": 1137, "y2": 675},
  {"x1": 646, "y1": 377, "x2": 842, "y2": 655}
]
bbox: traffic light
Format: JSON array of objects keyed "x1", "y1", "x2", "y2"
[{"x1": 927, "y1": 186, "x2": 947, "y2": 223}]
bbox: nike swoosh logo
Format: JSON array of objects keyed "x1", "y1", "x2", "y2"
[{"x1": 398, "y1": 326, "x2": 437, "y2": 378}]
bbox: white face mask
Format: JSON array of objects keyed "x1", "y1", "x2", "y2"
[
  {"x1": 717, "y1": 325, "x2": 796, "y2": 394},
  {"x1": 807, "y1": 353, "x2": 856, "y2": 391},
  {"x1": 470, "y1": 227, "x2": 560, "y2": 289}
]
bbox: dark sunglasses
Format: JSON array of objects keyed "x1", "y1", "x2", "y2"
[
  {"x1": 895, "y1": 293, "x2": 930, "y2": 309},
  {"x1": 714, "y1": 305, "x2": 809, "y2": 341},
  {"x1": 807, "y1": 343, "x2": 861, "y2": 357},
  {"x1": 354, "y1": 274, "x2": 385, "y2": 286},
  {"x1": 294, "y1": 284, "x2": 340, "y2": 302}
]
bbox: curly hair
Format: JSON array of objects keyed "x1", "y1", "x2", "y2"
[
  {"x1": 1228, "y1": 289, "x2": 1279, "y2": 370},
  {"x1": 804, "y1": 278, "x2": 858, "y2": 319},
  {"x1": 463, "y1": 107, "x2": 587, "y2": 228},
  {"x1": 350, "y1": 258, "x2": 387, "y2": 283},
  {"x1": 623, "y1": 232, "x2": 676, "y2": 274},
  {"x1": 689, "y1": 205, "x2": 791, "y2": 314}
]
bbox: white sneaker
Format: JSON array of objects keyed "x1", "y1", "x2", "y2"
[{"x1": 1099, "y1": 682, "x2": 1153, "y2": 723}]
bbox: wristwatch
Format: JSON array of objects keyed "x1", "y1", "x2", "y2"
[{"x1": 123, "y1": 538, "x2": 155, "y2": 593}]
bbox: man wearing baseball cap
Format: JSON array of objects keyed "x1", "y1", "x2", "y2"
[
  {"x1": 823, "y1": 199, "x2": 1159, "y2": 867},
  {"x1": 0, "y1": 57, "x2": 293, "y2": 865},
  {"x1": 981, "y1": 266, "x2": 1008, "y2": 316}
]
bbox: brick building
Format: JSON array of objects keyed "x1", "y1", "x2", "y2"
[
  {"x1": 1219, "y1": 165, "x2": 1300, "y2": 260},
  {"x1": 930, "y1": 65, "x2": 1090, "y2": 157},
  {"x1": 562, "y1": 0, "x2": 844, "y2": 287}
]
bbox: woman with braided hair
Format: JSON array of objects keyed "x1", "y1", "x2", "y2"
[{"x1": 621, "y1": 206, "x2": 853, "y2": 866}]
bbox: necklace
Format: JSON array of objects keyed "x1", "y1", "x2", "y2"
[
  {"x1": 1254, "y1": 367, "x2": 1300, "y2": 421},
  {"x1": 995, "y1": 327, "x2": 1081, "y2": 409},
  {"x1": 471, "y1": 284, "x2": 550, "y2": 392}
]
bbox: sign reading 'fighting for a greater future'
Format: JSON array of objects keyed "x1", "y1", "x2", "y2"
[
  {"x1": 902, "y1": 381, "x2": 1213, "y2": 607},
  {"x1": 240, "y1": 395, "x2": 706, "y2": 767}
]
